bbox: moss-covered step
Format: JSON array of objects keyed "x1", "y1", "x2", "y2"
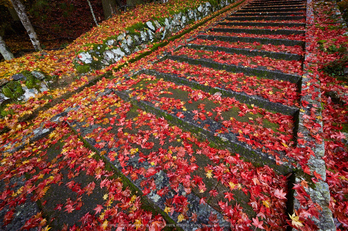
[
  {"x1": 197, "y1": 34, "x2": 305, "y2": 47},
  {"x1": 114, "y1": 75, "x2": 296, "y2": 174},
  {"x1": 166, "y1": 54, "x2": 301, "y2": 84},
  {"x1": 210, "y1": 27, "x2": 305, "y2": 36},
  {"x1": 226, "y1": 16, "x2": 305, "y2": 21},
  {"x1": 143, "y1": 69, "x2": 299, "y2": 116},
  {"x1": 186, "y1": 43, "x2": 303, "y2": 61},
  {"x1": 66, "y1": 94, "x2": 291, "y2": 229},
  {"x1": 66, "y1": 95, "x2": 231, "y2": 229},
  {"x1": 218, "y1": 22, "x2": 306, "y2": 27},
  {"x1": 0, "y1": 124, "x2": 174, "y2": 230}
]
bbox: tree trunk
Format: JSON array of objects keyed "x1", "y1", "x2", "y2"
[
  {"x1": 0, "y1": 36, "x2": 14, "y2": 60},
  {"x1": 102, "y1": 0, "x2": 117, "y2": 19},
  {"x1": 126, "y1": 0, "x2": 143, "y2": 8},
  {"x1": 87, "y1": 0, "x2": 99, "y2": 26},
  {"x1": 10, "y1": 0, "x2": 42, "y2": 51},
  {"x1": 7, "y1": 6, "x2": 20, "y2": 21}
]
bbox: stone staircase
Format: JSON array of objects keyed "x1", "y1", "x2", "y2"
[
  {"x1": 64, "y1": 0, "x2": 312, "y2": 229},
  {"x1": 4, "y1": 0, "x2": 336, "y2": 230}
]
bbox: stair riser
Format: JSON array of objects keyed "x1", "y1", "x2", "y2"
[
  {"x1": 226, "y1": 16, "x2": 305, "y2": 21},
  {"x1": 219, "y1": 22, "x2": 305, "y2": 27},
  {"x1": 145, "y1": 69, "x2": 299, "y2": 116},
  {"x1": 239, "y1": 8, "x2": 306, "y2": 12},
  {"x1": 234, "y1": 12, "x2": 305, "y2": 16},
  {"x1": 186, "y1": 43, "x2": 303, "y2": 61},
  {"x1": 167, "y1": 55, "x2": 301, "y2": 84},
  {"x1": 211, "y1": 28, "x2": 305, "y2": 36},
  {"x1": 197, "y1": 34, "x2": 305, "y2": 47}
]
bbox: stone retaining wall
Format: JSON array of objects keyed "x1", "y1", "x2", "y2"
[{"x1": 75, "y1": 0, "x2": 236, "y2": 71}]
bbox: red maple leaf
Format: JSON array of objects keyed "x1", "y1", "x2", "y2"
[
  {"x1": 274, "y1": 189, "x2": 287, "y2": 200},
  {"x1": 94, "y1": 204, "x2": 103, "y2": 214},
  {"x1": 224, "y1": 192, "x2": 234, "y2": 202},
  {"x1": 252, "y1": 217, "x2": 264, "y2": 230}
]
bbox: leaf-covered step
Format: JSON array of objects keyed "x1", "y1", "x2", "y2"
[
  {"x1": 215, "y1": 23, "x2": 305, "y2": 30},
  {"x1": 249, "y1": 0, "x2": 306, "y2": 5},
  {"x1": 186, "y1": 43, "x2": 302, "y2": 61},
  {"x1": 226, "y1": 16, "x2": 306, "y2": 21},
  {"x1": 201, "y1": 31, "x2": 305, "y2": 43},
  {"x1": 117, "y1": 74, "x2": 296, "y2": 165},
  {"x1": 233, "y1": 12, "x2": 305, "y2": 17},
  {"x1": 197, "y1": 34, "x2": 305, "y2": 47},
  {"x1": 150, "y1": 58, "x2": 300, "y2": 107},
  {"x1": 211, "y1": 27, "x2": 305, "y2": 36},
  {"x1": 238, "y1": 7, "x2": 306, "y2": 12},
  {"x1": 0, "y1": 124, "x2": 169, "y2": 230},
  {"x1": 66, "y1": 92, "x2": 290, "y2": 230},
  {"x1": 190, "y1": 38, "x2": 304, "y2": 56},
  {"x1": 172, "y1": 47, "x2": 303, "y2": 76},
  {"x1": 151, "y1": 56, "x2": 299, "y2": 106},
  {"x1": 167, "y1": 54, "x2": 301, "y2": 85},
  {"x1": 67, "y1": 93, "x2": 229, "y2": 229},
  {"x1": 144, "y1": 68, "x2": 299, "y2": 115},
  {"x1": 218, "y1": 21, "x2": 306, "y2": 28}
]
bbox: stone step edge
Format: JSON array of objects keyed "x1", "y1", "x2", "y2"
[
  {"x1": 186, "y1": 43, "x2": 303, "y2": 61},
  {"x1": 166, "y1": 54, "x2": 302, "y2": 84},
  {"x1": 241, "y1": 6, "x2": 306, "y2": 11},
  {"x1": 211, "y1": 27, "x2": 305, "y2": 35},
  {"x1": 114, "y1": 89, "x2": 294, "y2": 175},
  {"x1": 67, "y1": 118, "x2": 231, "y2": 230},
  {"x1": 65, "y1": 121, "x2": 189, "y2": 230},
  {"x1": 144, "y1": 68, "x2": 299, "y2": 116},
  {"x1": 219, "y1": 22, "x2": 305, "y2": 27},
  {"x1": 226, "y1": 16, "x2": 305, "y2": 21},
  {"x1": 250, "y1": 1, "x2": 306, "y2": 5},
  {"x1": 291, "y1": 0, "x2": 335, "y2": 230},
  {"x1": 238, "y1": 8, "x2": 306, "y2": 12},
  {"x1": 233, "y1": 12, "x2": 305, "y2": 16},
  {"x1": 197, "y1": 34, "x2": 305, "y2": 47}
]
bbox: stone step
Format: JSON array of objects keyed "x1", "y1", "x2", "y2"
[
  {"x1": 166, "y1": 54, "x2": 301, "y2": 84},
  {"x1": 68, "y1": 95, "x2": 231, "y2": 230},
  {"x1": 238, "y1": 8, "x2": 306, "y2": 13},
  {"x1": 226, "y1": 16, "x2": 306, "y2": 21},
  {"x1": 242, "y1": 5, "x2": 306, "y2": 10},
  {"x1": 234, "y1": 12, "x2": 305, "y2": 16},
  {"x1": 218, "y1": 21, "x2": 305, "y2": 28},
  {"x1": 211, "y1": 27, "x2": 305, "y2": 36},
  {"x1": 197, "y1": 34, "x2": 304, "y2": 50},
  {"x1": 144, "y1": 68, "x2": 299, "y2": 115},
  {"x1": 186, "y1": 43, "x2": 303, "y2": 61},
  {"x1": 113, "y1": 85, "x2": 294, "y2": 175},
  {"x1": 249, "y1": 0, "x2": 306, "y2": 5}
]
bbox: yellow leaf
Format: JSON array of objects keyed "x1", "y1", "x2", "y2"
[
  {"x1": 206, "y1": 170, "x2": 213, "y2": 178},
  {"x1": 164, "y1": 206, "x2": 171, "y2": 214},
  {"x1": 102, "y1": 220, "x2": 108, "y2": 230},
  {"x1": 130, "y1": 195, "x2": 137, "y2": 203},
  {"x1": 103, "y1": 194, "x2": 108, "y2": 200},
  {"x1": 289, "y1": 213, "x2": 303, "y2": 227},
  {"x1": 134, "y1": 219, "x2": 142, "y2": 229},
  {"x1": 262, "y1": 200, "x2": 270, "y2": 208},
  {"x1": 178, "y1": 214, "x2": 185, "y2": 222}
]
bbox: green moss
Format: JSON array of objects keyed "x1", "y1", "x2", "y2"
[
  {"x1": 342, "y1": 123, "x2": 348, "y2": 133},
  {"x1": 2, "y1": 81, "x2": 24, "y2": 99},
  {"x1": 76, "y1": 65, "x2": 90, "y2": 73}
]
